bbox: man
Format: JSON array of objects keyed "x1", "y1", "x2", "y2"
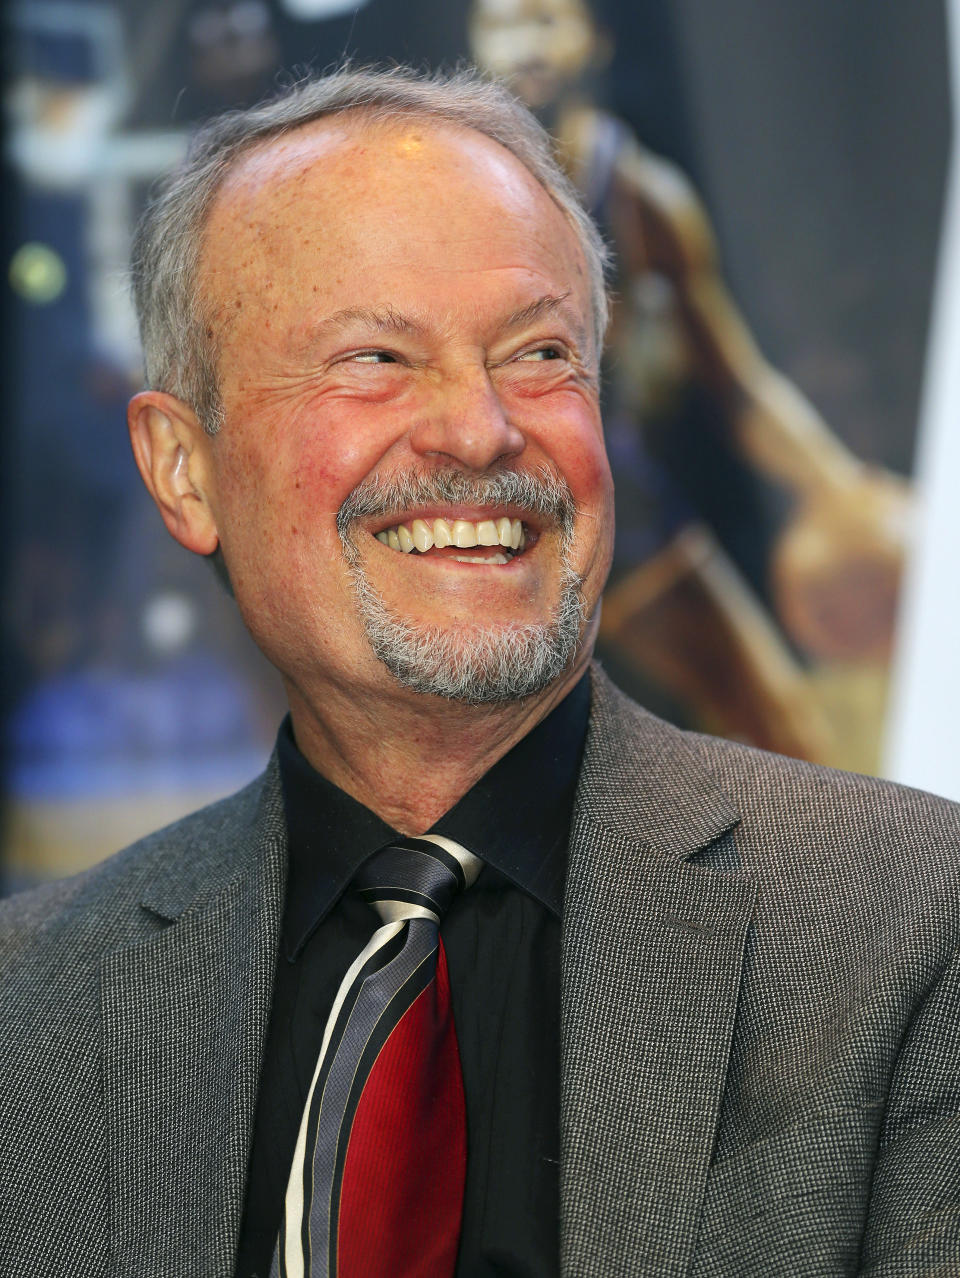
[{"x1": 1, "y1": 66, "x2": 958, "y2": 1278}]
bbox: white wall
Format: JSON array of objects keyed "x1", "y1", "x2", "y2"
[{"x1": 884, "y1": 0, "x2": 960, "y2": 800}]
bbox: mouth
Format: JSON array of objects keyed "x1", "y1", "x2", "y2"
[{"x1": 373, "y1": 514, "x2": 530, "y2": 566}]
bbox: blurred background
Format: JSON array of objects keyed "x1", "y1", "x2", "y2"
[{"x1": 2, "y1": 0, "x2": 955, "y2": 891}]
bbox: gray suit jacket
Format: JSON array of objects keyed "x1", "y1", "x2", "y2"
[{"x1": 2, "y1": 667, "x2": 959, "y2": 1276}]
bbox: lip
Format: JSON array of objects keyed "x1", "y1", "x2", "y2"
[{"x1": 373, "y1": 545, "x2": 534, "y2": 572}]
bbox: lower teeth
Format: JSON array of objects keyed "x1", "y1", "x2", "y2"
[{"x1": 451, "y1": 552, "x2": 511, "y2": 565}]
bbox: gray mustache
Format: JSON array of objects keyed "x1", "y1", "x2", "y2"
[{"x1": 336, "y1": 467, "x2": 577, "y2": 543}]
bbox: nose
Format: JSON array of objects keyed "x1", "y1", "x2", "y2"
[{"x1": 408, "y1": 367, "x2": 525, "y2": 471}]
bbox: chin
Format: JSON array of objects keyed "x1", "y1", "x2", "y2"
[{"x1": 355, "y1": 583, "x2": 586, "y2": 706}]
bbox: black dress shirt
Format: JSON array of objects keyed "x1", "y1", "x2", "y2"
[{"x1": 235, "y1": 674, "x2": 590, "y2": 1278}]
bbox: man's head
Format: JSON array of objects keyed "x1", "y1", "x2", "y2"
[
  {"x1": 128, "y1": 67, "x2": 616, "y2": 712},
  {"x1": 131, "y1": 66, "x2": 609, "y2": 436}
]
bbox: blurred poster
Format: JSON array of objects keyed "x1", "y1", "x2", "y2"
[{"x1": 2, "y1": 0, "x2": 950, "y2": 888}]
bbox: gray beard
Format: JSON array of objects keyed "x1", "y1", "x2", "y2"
[{"x1": 337, "y1": 468, "x2": 586, "y2": 704}]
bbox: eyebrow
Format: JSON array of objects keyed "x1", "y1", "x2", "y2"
[
  {"x1": 505, "y1": 291, "x2": 591, "y2": 352},
  {"x1": 300, "y1": 292, "x2": 586, "y2": 354},
  {"x1": 504, "y1": 292, "x2": 572, "y2": 330},
  {"x1": 309, "y1": 305, "x2": 427, "y2": 340}
]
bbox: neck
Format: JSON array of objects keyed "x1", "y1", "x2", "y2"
[{"x1": 284, "y1": 646, "x2": 593, "y2": 834}]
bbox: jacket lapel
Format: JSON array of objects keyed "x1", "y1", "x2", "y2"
[
  {"x1": 101, "y1": 765, "x2": 287, "y2": 1277},
  {"x1": 560, "y1": 669, "x2": 757, "y2": 1278}
]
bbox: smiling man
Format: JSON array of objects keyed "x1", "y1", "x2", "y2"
[
  {"x1": 2, "y1": 66, "x2": 960, "y2": 1278},
  {"x1": 132, "y1": 104, "x2": 614, "y2": 836}
]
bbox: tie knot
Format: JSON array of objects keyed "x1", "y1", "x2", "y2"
[{"x1": 353, "y1": 834, "x2": 482, "y2": 925}]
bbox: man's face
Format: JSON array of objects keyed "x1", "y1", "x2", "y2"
[
  {"x1": 195, "y1": 115, "x2": 614, "y2": 708},
  {"x1": 469, "y1": 0, "x2": 597, "y2": 108}
]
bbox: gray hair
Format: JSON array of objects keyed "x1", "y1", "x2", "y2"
[{"x1": 130, "y1": 64, "x2": 612, "y2": 435}]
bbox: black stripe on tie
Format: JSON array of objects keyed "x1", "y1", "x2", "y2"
[
  {"x1": 390, "y1": 838, "x2": 467, "y2": 886},
  {"x1": 298, "y1": 925, "x2": 408, "y2": 1269},
  {"x1": 326, "y1": 948, "x2": 437, "y2": 1276},
  {"x1": 356, "y1": 886, "x2": 446, "y2": 913},
  {"x1": 354, "y1": 843, "x2": 465, "y2": 915}
]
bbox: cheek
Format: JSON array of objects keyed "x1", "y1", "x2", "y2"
[
  {"x1": 535, "y1": 402, "x2": 613, "y2": 508},
  {"x1": 548, "y1": 416, "x2": 616, "y2": 577},
  {"x1": 291, "y1": 394, "x2": 418, "y2": 502},
  {"x1": 569, "y1": 433, "x2": 614, "y2": 503},
  {"x1": 227, "y1": 399, "x2": 399, "y2": 534},
  {"x1": 290, "y1": 436, "x2": 365, "y2": 519}
]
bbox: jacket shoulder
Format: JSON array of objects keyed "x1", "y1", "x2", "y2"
[
  {"x1": 0, "y1": 760, "x2": 282, "y2": 962},
  {"x1": 588, "y1": 664, "x2": 960, "y2": 908},
  {"x1": 686, "y1": 724, "x2": 960, "y2": 863}
]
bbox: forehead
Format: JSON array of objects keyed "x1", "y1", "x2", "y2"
[{"x1": 198, "y1": 113, "x2": 590, "y2": 328}]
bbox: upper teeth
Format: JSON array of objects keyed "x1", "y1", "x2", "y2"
[{"x1": 375, "y1": 516, "x2": 525, "y2": 553}]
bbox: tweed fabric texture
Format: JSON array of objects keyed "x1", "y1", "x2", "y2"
[
  {"x1": 560, "y1": 672, "x2": 960, "y2": 1277},
  {"x1": 2, "y1": 666, "x2": 960, "y2": 1276},
  {"x1": 0, "y1": 761, "x2": 287, "y2": 1277}
]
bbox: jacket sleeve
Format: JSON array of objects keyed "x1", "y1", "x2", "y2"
[{"x1": 859, "y1": 949, "x2": 960, "y2": 1274}]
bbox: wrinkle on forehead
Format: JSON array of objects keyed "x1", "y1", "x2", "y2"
[
  {"x1": 203, "y1": 112, "x2": 580, "y2": 277},
  {"x1": 199, "y1": 112, "x2": 593, "y2": 361}
]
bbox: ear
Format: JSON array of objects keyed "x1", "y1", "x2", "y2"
[{"x1": 127, "y1": 390, "x2": 220, "y2": 556}]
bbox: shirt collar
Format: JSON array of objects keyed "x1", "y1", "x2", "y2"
[{"x1": 278, "y1": 673, "x2": 590, "y2": 959}]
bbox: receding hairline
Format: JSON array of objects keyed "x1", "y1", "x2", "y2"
[
  {"x1": 196, "y1": 107, "x2": 595, "y2": 313},
  {"x1": 130, "y1": 64, "x2": 612, "y2": 436},
  {"x1": 216, "y1": 104, "x2": 492, "y2": 174}
]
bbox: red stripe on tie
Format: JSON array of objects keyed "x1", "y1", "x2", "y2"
[{"x1": 337, "y1": 941, "x2": 466, "y2": 1278}]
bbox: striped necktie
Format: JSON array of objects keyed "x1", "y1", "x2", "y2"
[{"x1": 273, "y1": 834, "x2": 482, "y2": 1278}]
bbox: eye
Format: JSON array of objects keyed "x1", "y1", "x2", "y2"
[
  {"x1": 351, "y1": 350, "x2": 398, "y2": 364},
  {"x1": 516, "y1": 345, "x2": 564, "y2": 362}
]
